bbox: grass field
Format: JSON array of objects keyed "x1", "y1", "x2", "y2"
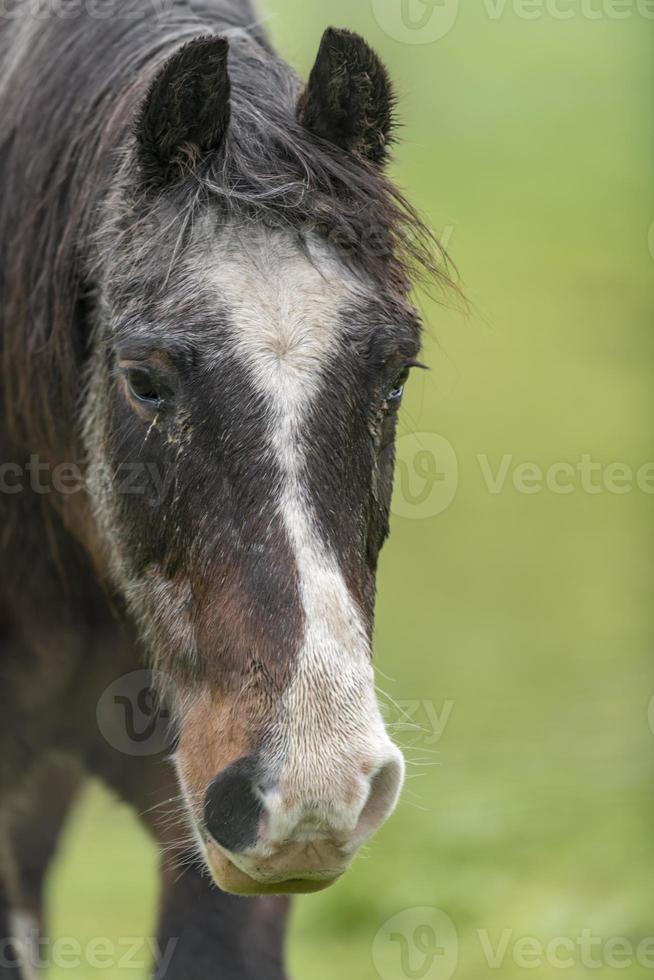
[{"x1": 48, "y1": 3, "x2": 653, "y2": 979}]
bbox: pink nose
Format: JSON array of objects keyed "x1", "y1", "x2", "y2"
[{"x1": 203, "y1": 748, "x2": 404, "y2": 884}]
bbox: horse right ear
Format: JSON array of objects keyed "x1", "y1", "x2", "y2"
[
  {"x1": 136, "y1": 35, "x2": 231, "y2": 187},
  {"x1": 298, "y1": 28, "x2": 395, "y2": 166}
]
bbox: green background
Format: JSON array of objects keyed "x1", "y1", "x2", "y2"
[{"x1": 48, "y1": 2, "x2": 652, "y2": 978}]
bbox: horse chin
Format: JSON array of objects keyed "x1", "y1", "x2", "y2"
[{"x1": 205, "y1": 844, "x2": 343, "y2": 897}]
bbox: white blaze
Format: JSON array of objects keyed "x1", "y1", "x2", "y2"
[{"x1": 208, "y1": 229, "x2": 398, "y2": 834}]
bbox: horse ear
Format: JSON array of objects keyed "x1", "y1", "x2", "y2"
[
  {"x1": 136, "y1": 35, "x2": 231, "y2": 186},
  {"x1": 298, "y1": 27, "x2": 395, "y2": 166}
]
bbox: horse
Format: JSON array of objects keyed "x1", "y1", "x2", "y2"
[{"x1": 0, "y1": 0, "x2": 447, "y2": 975}]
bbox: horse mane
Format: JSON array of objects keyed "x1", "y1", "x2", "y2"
[{"x1": 0, "y1": 0, "x2": 454, "y2": 457}]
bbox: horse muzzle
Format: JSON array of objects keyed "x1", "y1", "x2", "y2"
[{"x1": 198, "y1": 747, "x2": 405, "y2": 896}]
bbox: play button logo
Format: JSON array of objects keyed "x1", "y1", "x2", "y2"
[{"x1": 371, "y1": 0, "x2": 460, "y2": 44}]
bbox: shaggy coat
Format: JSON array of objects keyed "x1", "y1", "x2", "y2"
[{"x1": 0, "y1": 0, "x2": 449, "y2": 975}]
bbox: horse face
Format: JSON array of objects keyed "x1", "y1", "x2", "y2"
[{"x1": 84, "y1": 30, "x2": 424, "y2": 896}]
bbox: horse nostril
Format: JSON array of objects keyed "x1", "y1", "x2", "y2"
[
  {"x1": 203, "y1": 756, "x2": 264, "y2": 854},
  {"x1": 353, "y1": 750, "x2": 405, "y2": 846}
]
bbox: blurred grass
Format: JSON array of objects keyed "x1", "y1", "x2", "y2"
[{"x1": 48, "y1": 3, "x2": 653, "y2": 979}]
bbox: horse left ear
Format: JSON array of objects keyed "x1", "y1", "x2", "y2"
[
  {"x1": 298, "y1": 28, "x2": 395, "y2": 166},
  {"x1": 136, "y1": 35, "x2": 231, "y2": 187}
]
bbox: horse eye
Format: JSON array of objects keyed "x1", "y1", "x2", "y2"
[
  {"x1": 386, "y1": 368, "x2": 410, "y2": 405},
  {"x1": 126, "y1": 368, "x2": 161, "y2": 406}
]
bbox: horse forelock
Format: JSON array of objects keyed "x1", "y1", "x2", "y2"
[{"x1": 0, "y1": 0, "x2": 454, "y2": 458}]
